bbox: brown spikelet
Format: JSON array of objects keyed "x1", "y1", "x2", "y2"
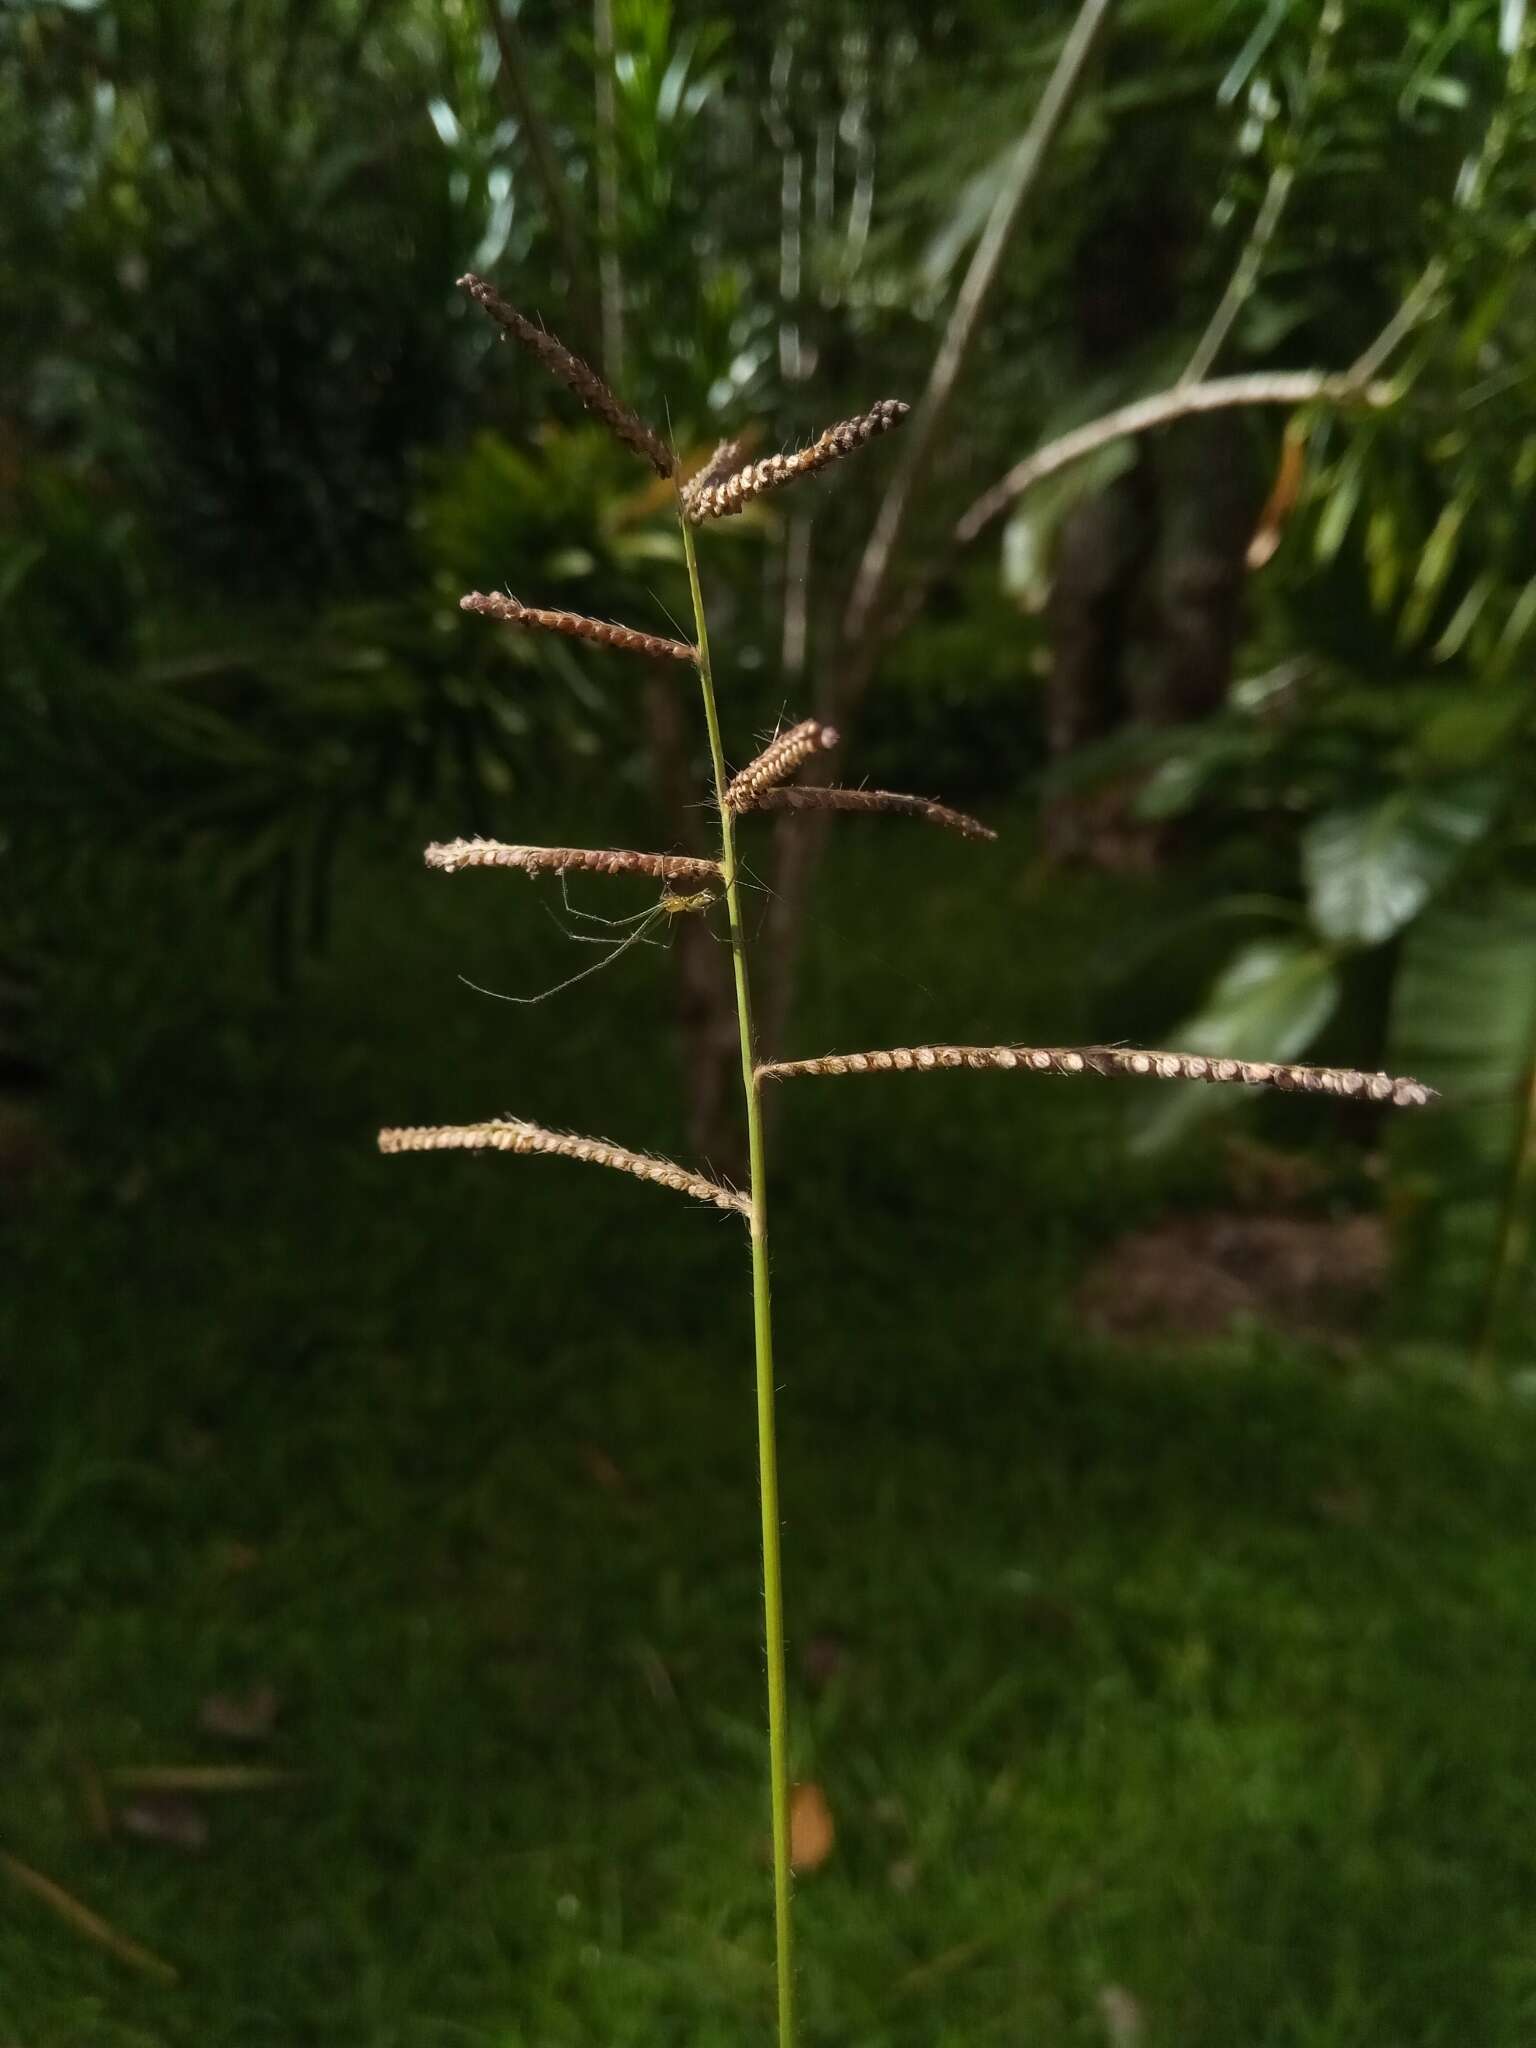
[
  {"x1": 686, "y1": 436, "x2": 751, "y2": 502},
  {"x1": 460, "y1": 591, "x2": 695, "y2": 664},
  {"x1": 756, "y1": 1043, "x2": 1435, "y2": 1107},
  {"x1": 734, "y1": 785, "x2": 995, "y2": 843},
  {"x1": 724, "y1": 721, "x2": 840, "y2": 806},
  {"x1": 457, "y1": 273, "x2": 673, "y2": 478},
  {"x1": 684, "y1": 401, "x2": 910, "y2": 523},
  {"x1": 378, "y1": 1117, "x2": 748, "y2": 1215},
  {"x1": 425, "y1": 839, "x2": 722, "y2": 886}
]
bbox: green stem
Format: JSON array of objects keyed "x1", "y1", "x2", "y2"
[{"x1": 680, "y1": 507, "x2": 795, "y2": 2046}]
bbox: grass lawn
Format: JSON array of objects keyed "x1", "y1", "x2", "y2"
[{"x1": 6, "y1": 801, "x2": 1536, "y2": 2046}]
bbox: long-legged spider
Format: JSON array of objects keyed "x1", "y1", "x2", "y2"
[{"x1": 459, "y1": 875, "x2": 719, "y2": 1004}]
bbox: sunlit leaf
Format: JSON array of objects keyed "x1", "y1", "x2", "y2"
[
  {"x1": 1129, "y1": 940, "x2": 1341, "y2": 1154},
  {"x1": 1496, "y1": 575, "x2": 1536, "y2": 664},
  {"x1": 1365, "y1": 502, "x2": 1402, "y2": 614},
  {"x1": 1218, "y1": 0, "x2": 1287, "y2": 106},
  {"x1": 1313, "y1": 444, "x2": 1364, "y2": 566},
  {"x1": 1302, "y1": 779, "x2": 1500, "y2": 947},
  {"x1": 1132, "y1": 727, "x2": 1256, "y2": 822},
  {"x1": 1396, "y1": 494, "x2": 1468, "y2": 646},
  {"x1": 1000, "y1": 438, "x2": 1135, "y2": 614},
  {"x1": 1430, "y1": 571, "x2": 1496, "y2": 661}
]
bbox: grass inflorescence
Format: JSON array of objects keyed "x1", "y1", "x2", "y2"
[
  {"x1": 457, "y1": 273, "x2": 674, "y2": 477},
  {"x1": 458, "y1": 591, "x2": 696, "y2": 664},
  {"x1": 424, "y1": 838, "x2": 722, "y2": 886},
  {"x1": 682, "y1": 402, "x2": 911, "y2": 522},
  {"x1": 376, "y1": 273, "x2": 1435, "y2": 2048}
]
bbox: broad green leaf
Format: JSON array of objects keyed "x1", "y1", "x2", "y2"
[
  {"x1": 1388, "y1": 889, "x2": 1536, "y2": 1354},
  {"x1": 1132, "y1": 726, "x2": 1255, "y2": 822},
  {"x1": 1302, "y1": 779, "x2": 1501, "y2": 948},
  {"x1": 1129, "y1": 940, "x2": 1341, "y2": 1155}
]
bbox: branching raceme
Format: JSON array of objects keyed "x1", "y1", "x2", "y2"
[{"x1": 377, "y1": 273, "x2": 1436, "y2": 2048}]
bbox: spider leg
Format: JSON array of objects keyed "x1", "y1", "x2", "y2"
[
  {"x1": 555, "y1": 871, "x2": 656, "y2": 931},
  {"x1": 460, "y1": 908, "x2": 666, "y2": 1005},
  {"x1": 542, "y1": 898, "x2": 648, "y2": 947}
]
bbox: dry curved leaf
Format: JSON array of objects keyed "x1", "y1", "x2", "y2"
[{"x1": 199, "y1": 1682, "x2": 280, "y2": 1742}]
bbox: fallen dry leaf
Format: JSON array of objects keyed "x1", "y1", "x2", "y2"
[
  {"x1": 0, "y1": 1848, "x2": 177, "y2": 1983},
  {"x1": 110, "y1": 1765, "x2": 300, "y2": 1793},
  {"x1": 213, "y1": 1540, "x2": 262, "y2": 1576},
  {"x1": 118, "y1": 1796, "x2": 209, "y2": 1854},
  {"x1": 789, "y1": 1781, "x2": 835, "y2": 1873},
  {"x1": 1099, "y1": 1984, "x2": 1145, "y2": 2047},
  {"x1": 577, "y1": 1443, "x2": 646, "y2": 1518},
  {"x1": 578, "y1": 1444, "x2": 627, "y2": 1494},
  {"x1": 198, "y1": 1683, "x2": 280, "y2": 1742},
  {"x1": 1247, "y1": 422, "x2": 1306, "y2": 571}
]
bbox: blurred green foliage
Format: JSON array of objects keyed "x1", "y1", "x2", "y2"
[
  {"x1": 10, "y1": 803, "x2": 1536, "y2": 2046},
  {"x1": 7, "y1": 7, "x2": 1536, "y2": 2033},
  {"x1": 4, "y1": 0, "x2": 1536, "y2": 1348}
]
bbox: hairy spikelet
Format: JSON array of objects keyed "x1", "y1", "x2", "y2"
[
  {"x1": 684, "y1": 401, "x2": 910, "y2": 522},
  {"x1": 460, "y1": 591, "x2": 695, "y2": 664},
  {"x1": 733, "y1": 784, "x2": 995, "y2": 843},
  {"x1": 686, "y1": 436, "x2": 751, "y2": 500},
  {"x1": 378, "y1": 1117, "x2": 748, "y2": 1214},
  {"x1": 724, "y1": 721, "x2": 840, "y2": 806},
  {"x1": 425, "y1": 839, "x2": 722, "y2": 886},
  {"x1": 457, "y1": 274, "x2": 673, "y2": 477},
  {"x1": 757, "y1": 1043, "x2": 1435, "y2": 1107}
]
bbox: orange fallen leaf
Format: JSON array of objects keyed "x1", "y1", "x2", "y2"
[
  {"x1": 789, "y1": 1781, "x2": 835, "y2": 1873},
  {"x1": 578, "y1": 1444, "x2": 628, "y2": 1494},
  {"x1": 198, "y1": 1682, "x2": 280, "y2": 1742}
]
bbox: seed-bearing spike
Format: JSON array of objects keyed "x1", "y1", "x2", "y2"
[
  {"x1": 685, "y1": 435, "x2": 751, "y2": 503},
  {"x1": 457, "y1": 274, "x2": 673, "y2": 477},
  {"x1": 756, "y1": 1044, "x2": 1435, "y2": 1106},
  {"x1": 732, "y1": 784, "x2": 995, "y2": 843},
  {"x1": 378, "y1": 1117, "x2": 749, "y2": 1216},
  {"x1": 684, "y1": 401, "x2": 910, "y2": 523},
  {"x1": 424, "y1": 839, "x2": 722, "y2": 887},
  {"x1": 460, "y1": 590, "x2": 695, "y2": 664},
  {"x1": 724, "y1": 720, "x2": 840, "y2": 807}
]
